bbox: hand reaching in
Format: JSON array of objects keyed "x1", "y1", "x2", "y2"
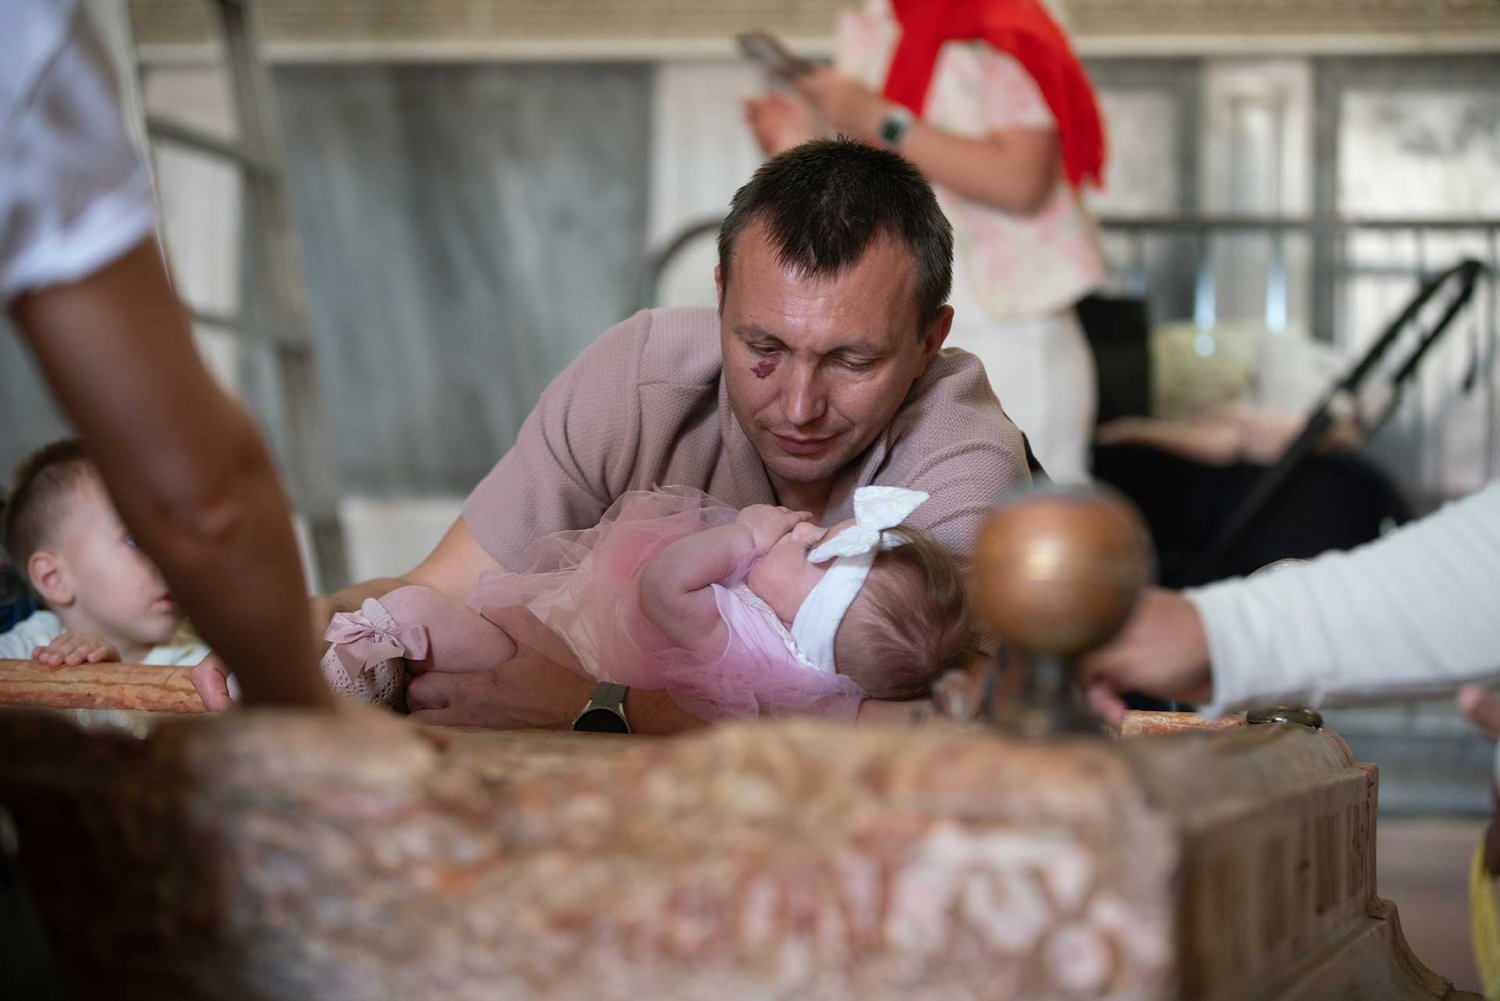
[
  {"x1": 1077, "y1": 588, "x2": 1213, "y2": 724},
  {"x1": 743, "y1": 91, "x2": 821, "y2": 156},
  {"x1": 189, "y1": 652, "x2": 238, "y2": 711},
  {"x1": 33, "y1": 632, "x2": 119, "y2": 666},
  {"x1": 794, "y1": 66, "x2": 886, "y2": 138}
]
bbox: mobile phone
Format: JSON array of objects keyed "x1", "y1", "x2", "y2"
[{"x1": 737, "y1": 31, "x2": 816, "y2": 80}]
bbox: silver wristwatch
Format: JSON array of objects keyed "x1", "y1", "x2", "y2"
[{"x1": 572, "y1": 682, "x2": 631, "y2": 733}]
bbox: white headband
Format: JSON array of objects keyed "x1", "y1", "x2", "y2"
[{"x1": 789, "y1": 486, "x2": 929, "y2": 673}]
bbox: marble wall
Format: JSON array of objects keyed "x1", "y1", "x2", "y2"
[
  {"x1": 0, "y1": 329, "x2": 72, "y2": 481},
  {"x1": 271, "y1": 63, "x2": 652, "y2": 495},
  {"x1": 2, "y1": 61, "x2": 653, "y2": 500},
  {"x1": 1333, "y1": 60, "x2": 1500, "y2": 504}
]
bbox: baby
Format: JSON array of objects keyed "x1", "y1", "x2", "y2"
[
  {"x1": 0, "y1": 439, "x2": 207, "y2": 667},
  {"x1": 323, "y1": 486, "x2": 971, "y2": 719}
]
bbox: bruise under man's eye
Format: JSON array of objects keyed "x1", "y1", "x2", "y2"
[{"x1": 752, "y1": 357, "x2": 779, "y2": 379}]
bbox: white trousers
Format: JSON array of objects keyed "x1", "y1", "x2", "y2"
[{"x1": 945, "y1": 302, "x2": 1098, "y2": 484}]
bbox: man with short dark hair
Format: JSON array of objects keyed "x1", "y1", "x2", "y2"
[{"x1": 198, "y1": 138, "x2": 1032, "y2": 729}]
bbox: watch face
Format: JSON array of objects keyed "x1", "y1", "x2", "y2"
[{"x1": 573, "y1": 707, "x2": 630, "y2": 734}]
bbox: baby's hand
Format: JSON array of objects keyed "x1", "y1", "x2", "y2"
[
  {"x1": 736, "y1": 504, "x2": 812, "y2": 553},
  {"x1": 32, "y1": 633, "x2": 120, "y2": 666}
]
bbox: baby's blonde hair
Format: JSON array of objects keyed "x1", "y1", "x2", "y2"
[{"x1": 832, "y1": 525, "x2": 972, "y2": 699}]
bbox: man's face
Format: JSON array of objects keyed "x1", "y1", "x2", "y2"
[{"x1": 718, "y1": 223, "x2": 952, "y2": 500}]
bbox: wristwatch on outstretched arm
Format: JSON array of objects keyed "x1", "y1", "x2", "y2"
[{"x1": 571, "y1": 682, "x2": 631, "y2": 733}]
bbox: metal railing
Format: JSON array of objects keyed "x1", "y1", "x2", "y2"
[
  {"x1": 640, "y1": 213, "x2": 1500, "y2": 336},
  {"x1": 1093, "y1": 214, "x2": 1500, "y2": 339},
  {"x1": 640, "y1": 213, "x2": 1500, "y2": 494}
]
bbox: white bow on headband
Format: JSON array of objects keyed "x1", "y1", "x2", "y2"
[
  {"x1": 791, "y1": 486, "x2": 929, "y2": 674},
  {"x1": 806, "y1": 486, "x2": 929, "y2": 563}
]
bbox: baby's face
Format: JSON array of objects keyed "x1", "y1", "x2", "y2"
[
  {"x1": 745, "y1": 517, "x2": 856, "y2": 623},
  {"x1": 49, "y1": 477, "x2": 183, "y2": 647}
]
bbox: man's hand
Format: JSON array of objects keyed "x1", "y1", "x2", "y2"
[
  {"x1": 309, "y1": 577, "x2": 408, "y2": 651},
  {"x1": 743, "y1": 91, "x2": 821, "y2": 157},
  {"x1": 735, "y1": 504, "x2": 811, "y2": 553},
  {"x1": 405, "y1": 644, "x2": 707, "y2": 734},
  {"x1": 310, "y1": 594, "x2": 342, "y2": 650},
  {"x1": 189, "y1": 653, "x2": 236, "y2": 711},
  {"x1": 1076, "y1": 588, "x2": 1213, "y2": 723},
  {"x1": 406, "y1": 645, "x2": 589, "y2": 729},
  {"x1": 32, "y1": 633, "x2": 118, "y2": 666}
]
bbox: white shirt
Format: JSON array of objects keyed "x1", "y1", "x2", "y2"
[
  {"x1": 1190, "y1": 480, "x2": 1500, "y2": 715},
  {"x1": 0, "y1": 610, "x2": 209, "y2": 666},
  {"x1": 0, "y1": 0, "x2": 157, "y2": 301}
]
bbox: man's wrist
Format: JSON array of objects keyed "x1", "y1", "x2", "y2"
[
  {"x1": 618, "y1": 688, "x2": 708, "y2": 736},
  {"x1": 572, "y1": 682, "x2": 631, "y2": 733},
  {"x1": 1176, "y1": 590, "x2": 1218, "y2": 707}
]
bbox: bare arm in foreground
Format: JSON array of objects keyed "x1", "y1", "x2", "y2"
[{"x1": 13, "y1": 238, "x2": 331, "y2": 709}]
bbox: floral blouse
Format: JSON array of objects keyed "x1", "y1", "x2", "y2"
[{"x1": 836, "y1": 2, "x2": 1105, "y2": 320}]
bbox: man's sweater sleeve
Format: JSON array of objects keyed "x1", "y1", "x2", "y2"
[
  {"x1": 1189, "y1": 480, "x2": 1500, "y2": 716},
  {"x1": 461, "y1": 312, "x2": 648, "y2": 570}
]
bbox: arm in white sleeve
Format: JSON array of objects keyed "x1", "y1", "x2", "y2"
[{"x1": 1189, "y1": 480, "x2": 1500, "y2": 715}]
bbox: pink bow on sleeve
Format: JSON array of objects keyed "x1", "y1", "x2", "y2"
[{"x1": 324, "y1": 598, "x2": 430, "y2": 682}]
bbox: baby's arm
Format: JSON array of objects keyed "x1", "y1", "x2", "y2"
[{"x1": 639, "y1": 524, "x2": 758, "y2": 658}]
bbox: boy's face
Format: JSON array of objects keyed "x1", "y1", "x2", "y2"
[{"x1": 32, "y1": 475, "x2": 182, "y2": 649}]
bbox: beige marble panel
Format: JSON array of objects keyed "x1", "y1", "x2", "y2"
[{"x1": 126, "y1": 0, "x2": 1500, "y2": 50}]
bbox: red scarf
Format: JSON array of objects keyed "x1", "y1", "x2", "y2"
[{"x1": 883, "y1": 0, "x2": 1106, "y2": 189}]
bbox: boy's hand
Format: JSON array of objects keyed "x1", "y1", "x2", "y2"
[
  {"x1": 735, "y1": 504, "x2": 812, "y2": 553},
  {"x1": 32, "y1": 633, "x2": 119, "y2": 666}
]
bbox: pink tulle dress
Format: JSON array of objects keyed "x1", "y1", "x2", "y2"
[{"x1": 466, "y1": 488, "x2": 866, "y2": 720}]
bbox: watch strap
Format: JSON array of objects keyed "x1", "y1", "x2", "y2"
[
  {"x1": 572, "y1": 682, "x2": 630, "y2": 733},
  {"x1": 877, "y1": 104, "x2": 915, "y2": 150}
]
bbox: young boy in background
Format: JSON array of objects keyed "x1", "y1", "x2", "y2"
[{"x1": 0, "y1": 439, "x2": 207, "y2": 666}]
